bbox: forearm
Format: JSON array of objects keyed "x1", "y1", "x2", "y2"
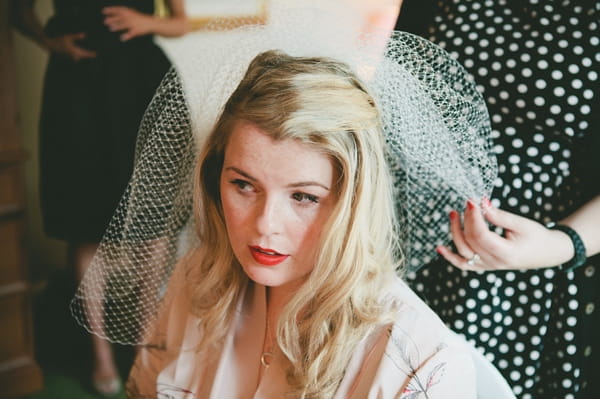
[
  {"x1": 150, "y1": 0, "x2": 188, "y2": 38},
  {"x1": 561, "y1": 195, "x2": 600, "y2": 258},
  {"x1": 363, "y1": 0, "x2": 403, "y2": 39},
  {"x1": 145, "y1": 15, "x2": 189, "y2": 38}
]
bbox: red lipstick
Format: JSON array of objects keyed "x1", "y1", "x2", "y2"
[{"x1": 249, "y1": 246, "x2": 289, "y2": 266}]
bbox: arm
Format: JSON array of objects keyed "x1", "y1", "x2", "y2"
[
  {"x1": 361, "y1": 0, "x2": 403, "y2": 39},
  {"x1": 436, "y1": 195, "x2": 600, "y2": 270},
  {"x1": 9, "y1": 0, "x2": 96, "y2": 60},
  {"x1": 561, "y1": 195, "x2": 600, "y2": 257},
  {"x1": 103, "y1": 0, "x2": 189, "y2": 42},
  {"x1": 126, "y1": 249, "x2": 193, "y2": 397},
  {"x1": 352, "y1": 0, "x2": 403, "y2": 80},
  {"x1": 399, "y1": 345, "x2": 476, "y2": 398}
]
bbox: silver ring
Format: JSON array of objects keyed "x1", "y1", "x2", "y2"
[{"x1": 467, "y1": 253, "x2": 480, "y2": 266}]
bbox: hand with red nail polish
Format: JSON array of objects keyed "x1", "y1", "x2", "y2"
[{"x1": 436, "y1": 197, "x2": 588, "y2": 271}]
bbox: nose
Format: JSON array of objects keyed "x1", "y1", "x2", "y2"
[{"x1": 254, "y1": 195, "x2": 282, "y2": 236}]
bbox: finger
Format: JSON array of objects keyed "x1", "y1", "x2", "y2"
[
  {"x1": 463, "y1": 199, "x2": 497, "y2": 247},
  {"x1": 436, "y1": 246, "x2": 464, "y2": 267},
  {"x1": 481, "y1": 198, "x2": 530, "y2": 231},
  {"x1": 107, "y1": 21, "x2": 127, "y2": 32},
  {"x1": 104, "y1": 16, "x2": 125, "y2": 29},
  {"x1": 104, "y1": 15, "x2": 120, "y2": 24},
  {"x1": 463, "y1": 199, "x2": 489, "y2": 235},
  {"x1": 448, "y1": 210, "x2": 477, "y2": 259},
  {"x1": 102, "y1": 6, "x2": 124, "y2": 15},
  {"x1": 70, "y1": 32, "x2": 86, "y2": 40},
  {"x1": 464, "y1": 199, "x2": 510, "y2": 256},
  {"x1": 436, "y1": 246, "x2": 478, "y2": 270},
  {"x1": 437, "y1": 245, "x2": 495, "y2": 272},
  {"x1": 120, "y1": 31, "x2": 134, "y2": 41}
]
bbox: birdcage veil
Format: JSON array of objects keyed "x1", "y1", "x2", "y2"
[{"x1": 70, "y1": 2, "x2": 496, "y2": 345}]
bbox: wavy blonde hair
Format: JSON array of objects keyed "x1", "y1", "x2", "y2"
[{"x1": 188, "y1": 50, "x2": 401, "y2": 398}]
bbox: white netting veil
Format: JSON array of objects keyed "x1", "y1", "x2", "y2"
[{"x1": 70, "y1": 3, "x2": 496, "y2": 345}]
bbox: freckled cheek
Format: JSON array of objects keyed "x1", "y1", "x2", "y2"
[
  {"x1": 221, "y1": 204, "x2": 247, "y2": 259},
  {"x1": 294, "y1": 218, "x2": 324, "y2": 253},
  {"x1": 222, "y1": 199, "x2": 249, "y2": 232},
  {"x1": 220, "y1": 191, "x2": 242, "y2": 232},
  {"x1": 297, "y1": 206, "x2": 334, "y2": 251}
]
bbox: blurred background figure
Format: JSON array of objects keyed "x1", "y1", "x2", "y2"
[
  {"x1": 10, "y1": 0, "x2": 188, "y2": 396},
  {"x1": 396, "y1": 1, "x2": 599, "y2": 398}
]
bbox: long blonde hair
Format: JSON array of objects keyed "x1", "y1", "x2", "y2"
[{"x1": 188, "y1": 50, "x2": 401, "y2": 398}]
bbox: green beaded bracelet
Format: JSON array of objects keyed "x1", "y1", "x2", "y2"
[{"x1": 547, "y1": 223, "x2": 587, "y2": 272}]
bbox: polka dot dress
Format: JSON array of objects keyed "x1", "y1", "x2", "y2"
[{"x1": 398, "y1": 1, "x2": 599, "y2": 398}]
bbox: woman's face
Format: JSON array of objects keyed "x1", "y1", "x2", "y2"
[{"x1": 220, "y1": 121, "x2": 337, "y2": 294}]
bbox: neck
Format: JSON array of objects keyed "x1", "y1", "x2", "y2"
[
  {"x1": 265, "y1": 286, "x2": 291, "y2": 321},
  {"x1": 263, "y1": 285, "x2": 297, "y2": 351},
  {"x1": 264, "y1": 276, "x2": 307, "y2": 320},
  {"x1": 260, "y1": 286, "x2": 290, "y2": 369}
]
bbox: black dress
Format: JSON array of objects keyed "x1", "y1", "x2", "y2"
[
  {"x1": 397, "y1": 1, "x2": 599, "y2": 398},
  {"x1": 39, "y1": 0, "x2": 170, "y2": 241}
]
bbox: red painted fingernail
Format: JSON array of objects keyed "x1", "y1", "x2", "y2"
[
  {"x1": 449, "y1": 210, "x2": 458, "y2": 220},
  {"x1": 466, "y1": 200, "x2": 476, "y2": 210}
]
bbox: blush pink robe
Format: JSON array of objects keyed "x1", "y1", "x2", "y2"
[{"x1": 127, "y1": 257, "x2": 477, "y2": 398}]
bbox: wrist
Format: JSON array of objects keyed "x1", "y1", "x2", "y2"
[
  {"x1": 140, "y1": 14, "x2": 158, "y2": 35},
  {"x1": 546, "y1": 223, "x2": 587, "y2": 271}
]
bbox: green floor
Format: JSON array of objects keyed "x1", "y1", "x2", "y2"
[
  {"x1": 24, "y1": 269, "x2": 134, "y2": 399},
  {"x1": 26, "y1": 369, "x2": 127, "y2": 399}
]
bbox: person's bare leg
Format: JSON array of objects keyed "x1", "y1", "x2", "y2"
[{"x1": 72, "y1": 242, "x2": 121, "y2": 395}]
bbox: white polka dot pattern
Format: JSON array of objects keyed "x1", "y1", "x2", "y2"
[{"x1": 402, "y1": 1, "x2": 599, "y2": 398}]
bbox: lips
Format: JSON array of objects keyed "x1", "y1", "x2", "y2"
[{"x1": 249, "y1": 245, "x2": 289, "y2": 266}]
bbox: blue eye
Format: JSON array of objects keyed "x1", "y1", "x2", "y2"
[{"x1": 292, "y1": 192, "x2": 319, "y2": 204}]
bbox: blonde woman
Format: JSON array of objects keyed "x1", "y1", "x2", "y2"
[{"x1": 124, "y1": 50, "x2": 479, "y2": 398}]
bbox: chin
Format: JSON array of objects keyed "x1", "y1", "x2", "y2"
[{"x1": 241, "y1": 263, "x2": 284, "y2": 287}]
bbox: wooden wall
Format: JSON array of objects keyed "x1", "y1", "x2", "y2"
[{"x1": 0, "y1": 1, "x2": 44, "y2": 396}]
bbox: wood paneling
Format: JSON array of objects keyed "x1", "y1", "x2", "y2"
[{"x1": 0, "y1": 0, "x2": 44, "y2": 397}]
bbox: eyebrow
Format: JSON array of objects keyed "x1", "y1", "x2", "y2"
[{"x1": 224, "y1": 166, "x2": 330, "y2": 191}]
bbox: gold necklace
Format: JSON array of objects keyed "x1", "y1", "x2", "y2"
[
  {"x1": 261, "y1": 308, "x2": 274, "y2": 367},
  {"x1": 260, "y1": 350, "x2": 274, "y2": 367}
]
